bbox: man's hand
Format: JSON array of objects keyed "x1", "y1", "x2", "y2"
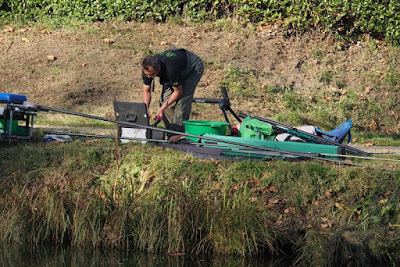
[{"x1": 154, "y1": 112, "x2": 163, "y2": 122}]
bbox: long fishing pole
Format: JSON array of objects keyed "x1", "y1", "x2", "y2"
[
  {"x1": 44, "y1": 130, "x2": 399, "y2": 171},
  {"x1": 44, "y1": 130, "x2": 326, "y2": 159},
  {"x1": 239, "y1": 113, "x2": 371, "y2": 157},
  {"x1": 13, "y1": 103, "x2": 389, "y2": 169},
  {"x1": 43, "y1": 131, "x2": 173, "y2": 144},
  {"x1": 319, "y1": 153, "x2": 400, "y2": 163}
]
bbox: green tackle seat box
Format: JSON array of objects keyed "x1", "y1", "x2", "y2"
[{"x1": 239, "y1": 116, "x2": 275, "y2": 140}]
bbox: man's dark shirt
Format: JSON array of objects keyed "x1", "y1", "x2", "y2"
[{"x1": 142, "y1": 49, "x2": 187, "y2": 87}]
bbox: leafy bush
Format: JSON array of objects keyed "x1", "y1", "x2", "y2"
[{"x1": 1, "y1": 0, "x2": 400, "y2": 44}]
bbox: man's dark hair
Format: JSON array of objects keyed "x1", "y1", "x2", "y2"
[{"x1": 142, "y1": 55, "x2": 160, "y2": 70}]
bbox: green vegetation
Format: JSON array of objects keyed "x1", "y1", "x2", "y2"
[
  {"x1": 1, "y1": 1, "x2": 400, "y2": 264},
  {"x1": 220, "y1": 61, "x2": 400, "y2": 139},
  {"x1": 2, "y1": 0, "x2": 400, "y2": 44},
  {"x1": 0, "y1": 140, "x2": 399, "y2": 265}
]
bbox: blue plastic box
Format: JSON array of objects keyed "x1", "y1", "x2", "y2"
[{"x1": 0, "y1": 93, "x2": 27, "y2": 104}]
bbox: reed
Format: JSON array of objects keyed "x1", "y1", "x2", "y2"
[{"x1": 1, "y1": 140, "x2": 400, "y2": 264}]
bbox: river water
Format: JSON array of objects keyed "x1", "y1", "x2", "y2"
[{"x1": 0, "y1": 244, "x2": 294, "y2": 266}]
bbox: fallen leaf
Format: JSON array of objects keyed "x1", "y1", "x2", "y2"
[
  {"x1": 3, "y1": 26, "x2": 13, "y2": 33},
  {"x1": 354, "y1": 210, "x2": 362, "y2": 220},
  {"x1": 269, "y1": 199, "x2": 280, "y2": 204},
  {"x1": 22, "y1": 38, "x2": 30, "y2": 43},
  {"x1": 227, "y1": 40, "x2": 235, "y2": 47},
  {"x1": 41, "y1": 29, "x2": 51, "y2": 34},
  {"x1": 266, "y1": 183, "x2": 277, "y2": 193},
  {"x1": 250, "y1": 197, "x2": 258, "y2": 202},
  {"x1": 363, "y1": 142, "x2": 375, "y2": 147},
  {"x1": 47, "y1": 55, "x2": 57, "y2": 62},
  {"x1": 103, "y1": 38, "x2": 115, "y2": 44},
  {"x1": 334, "y1": 202, "x2": 346, "y2": 211},
  {"x1": 190, "y1": 32, "x2": 200, "y2": 38},
  {"x1": 385, "y1": 190, "x2": 392, "y2": 196},
  {"x1": 369, "y1": 119, "x2": 379, "y2": 130},
  {"x1": 325, "y1": 189, "x2": 333, "y2": 199},
  {"x1": 379, "y1": 199, "x2": 388, "y2": 204}
]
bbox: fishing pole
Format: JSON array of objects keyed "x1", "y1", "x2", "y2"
[
  {"x1": 43, "y1": 131, "x2": 173, "y2": 144},
  {"x1": 12, "y1": 102, "x2": 388, "y2": 170},
  {"x1": 44, "y1": 130, "x2": 399, "y2": 171},
  {"x1": 239, "y1": 113, "x2": 371, "y2": 157}
]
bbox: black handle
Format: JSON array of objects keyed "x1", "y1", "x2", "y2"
[{"x1": 221, "y1": 87, "x2": 228, "y2": 99}]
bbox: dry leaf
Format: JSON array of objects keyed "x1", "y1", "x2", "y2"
[
  {"x1": 363, "y1": 141, "x2": 375, "y2": 147},
  {"x1": 47, "y1": 55, "x2": 57, "y2": 62},
  {"x1": 190, "y1": 32, "x2": 200, "y2": 38},
  {"x1": 269, "y1": 199, "x2": 280, "y2": 204},
  {"x1": 385, "y1": 190, "x2": 392, "y2": 196},
  {"x1": 266, "y1": 183, "x2": 277, "y2": 193},
  {"x1": 22, "y1": 38, "x2": 30, "y2": 43},
  {"x1": 227, "y1": 40, "x2": 235, "y2": 47},
  {"x1": 3, "y1": 26, "x2": 14, "y2": 33},
  {"x1": 379, "y1": 199, "x2": 388, "y2": 204},
  {"x1": 321, "y1": 217, "x2": 332, "y2": 228},
  {"x1": 41, "y1": 29, "x2": 51, "y2": 34},
  {"x1": 354, "y1": 210, "x2": 362, "y2": 220},
  {"x1": 334, "y1": 202, "x2": 345, "y2": 211},
  {"x1": 103, "y1": 38, "x2": 115, "y2": 44},
  {"x1": 325, "y1": 189, "x2": 333, "y2": 199},
  {"x1": 250, "y1": 197, "x2": 258, "y2": 202}
]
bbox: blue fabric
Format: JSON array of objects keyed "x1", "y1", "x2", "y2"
[
  {"x1": 315, "y1": 119, "x2": 353, "y2": 144},
  {"x1": 0, "y1": 93, "x2": 27, "y2": 103}
]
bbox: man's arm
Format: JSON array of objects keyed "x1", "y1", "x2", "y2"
[
  {"x1": 142, "y1": 84, "x2": 152, "y2": 111},
  {"x1": 155, "y1": 85, "x2": 182, "y2": 120}
]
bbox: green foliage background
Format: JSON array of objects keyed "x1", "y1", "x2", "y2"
[{"x1": 1, "y1": 0, "x2": 400, "y2": 44}]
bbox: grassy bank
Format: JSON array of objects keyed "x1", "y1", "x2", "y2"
[{"x1": 1, "y1": 139, "x2": 399, "y2": 265}]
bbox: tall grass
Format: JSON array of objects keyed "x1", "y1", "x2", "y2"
[{"x1": 0, "y1": 140, "x2": 400, "y2": 264}]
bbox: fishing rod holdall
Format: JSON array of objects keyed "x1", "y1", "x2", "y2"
[{"x1": 113, "y1": 101, "x2": 165, "y2": 141}]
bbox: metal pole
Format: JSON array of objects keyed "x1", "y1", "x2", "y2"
[
  {"x1": 33, "y1": 104, "x2": 373, "y2": 167},
  {"x1": 239, "y1": 113, "x2": 371, "y2": 157}
]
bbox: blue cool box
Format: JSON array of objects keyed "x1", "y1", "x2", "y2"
[{"x1": 0, "y1": 93, "x2": 27, "y2": 103}]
